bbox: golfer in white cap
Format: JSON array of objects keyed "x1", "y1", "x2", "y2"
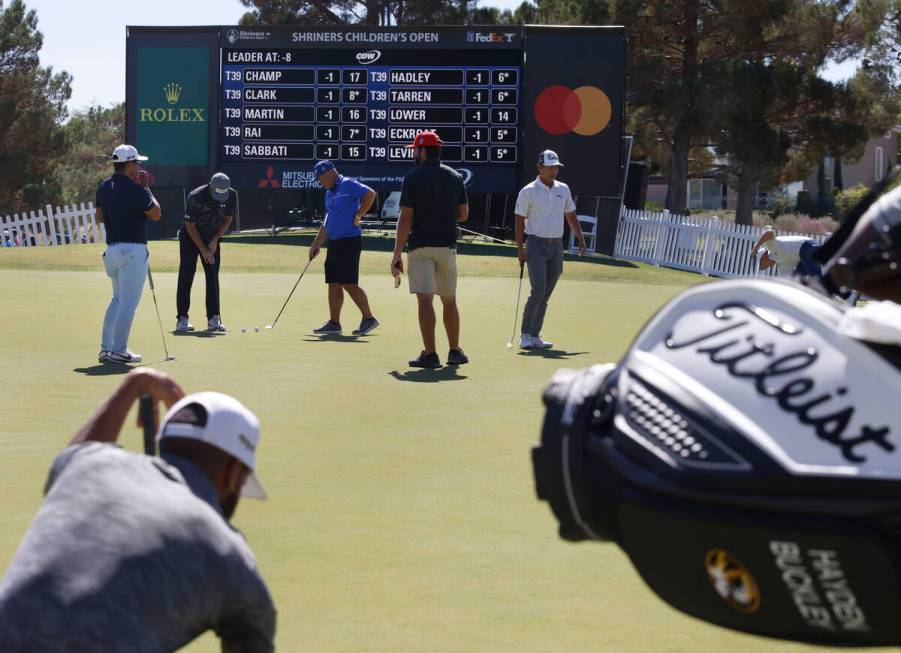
[
  {"x1": 95, "y1": 144, "x2": 161, "y2": 364},
  {"x1": 513, "y1": 149, "x2": 587, "y2": 350},
  {"x1": 0, "y1": 368, "x2": 276, "y2": 651},
  {"x1": 176, "y1": 173, "x2": 236, "y2": 333}
]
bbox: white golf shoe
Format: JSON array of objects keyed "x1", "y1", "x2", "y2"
[
  {"x1": 175, "y1": 316, "x2": 195, "y2": 332},
  {"x1": 208, "y1": 315, "x2": 226, "y2": 332},
  {"x1": 519, "y1": 333, "x2": 534, "y2": 349},
  {"x1": 533, "y1": 335, "x2": 553, "y2": 349},
  {"x1": 107, "y1": 350, "x2": 143, "y2": 364}
]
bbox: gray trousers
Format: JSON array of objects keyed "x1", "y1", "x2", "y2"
[{"x1": 521, "y1": 235, "x2": 563, "y2": 336}]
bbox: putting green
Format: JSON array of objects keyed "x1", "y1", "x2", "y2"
[{"x1": 0, "y1": 241, "x2": 880, "y2": 652}]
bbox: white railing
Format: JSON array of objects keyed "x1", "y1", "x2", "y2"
[
  {"x1": 614, "y1": 209, "x2": 823, "y2": 278},
  {"x1": 0, "y1": 203, "x2": 105, "y2": 247}
]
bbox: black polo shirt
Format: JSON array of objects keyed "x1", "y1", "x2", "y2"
[
  {"x1": 184, "y1": 184, "x2": 237, "y2": 243},
  {"x1": 95, "y1": 174, "x2": 154, "y2": 244},
  {"x1": 399, "y1": 160, "x2": 467, "y2": 250}
]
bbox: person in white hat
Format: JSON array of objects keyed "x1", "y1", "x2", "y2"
[
  {"x1": 176, "y1": 172, "x2": 237, "y2": 333},
  {"x1": 0, "y1": 368, "x2": 276, "y2": 651},
  {"x1": 513, "y1": 149, "x2": 587, "y2": 350},
  {"x1": 95, "y1": 144, "x2": 161, "y2": 364}
]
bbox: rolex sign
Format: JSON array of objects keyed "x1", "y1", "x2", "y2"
[{"x1": 135, "y1": 47, "x2": 209, "y2": 166}]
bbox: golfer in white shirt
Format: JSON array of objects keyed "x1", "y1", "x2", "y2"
[
  {"x1": 751, "y1": 227, "x2": 822, "y2": 278},
  {"x1": 513, "y1": 150, "x2": 587, "y2": 349}
]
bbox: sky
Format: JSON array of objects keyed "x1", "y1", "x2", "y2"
[{"x1": 23, "y1": 0, "x2": 856, "y2": 113}]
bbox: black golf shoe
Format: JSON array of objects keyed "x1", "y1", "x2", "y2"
[
  {"x1": 408, "y1": 351, "x2": 441, "y2": 368},
  {"x1": 447, "y1": 348, "x2": 469, "y2": 365}
]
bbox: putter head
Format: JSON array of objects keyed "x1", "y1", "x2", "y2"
[{"x1": 532, "y1": 278, "x2": 901, "y2": 646}]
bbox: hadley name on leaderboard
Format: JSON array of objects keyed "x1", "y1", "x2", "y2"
[{"x1": 291, "y1": 31, "x2": 439, "y2": 43}]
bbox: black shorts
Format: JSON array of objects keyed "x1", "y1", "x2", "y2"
[{"x1": 324, "y1": 235, "x2": 362, "y2": 284}]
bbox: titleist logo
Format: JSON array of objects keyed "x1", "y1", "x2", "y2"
[{"x1": 664, "y1": 303, "x2": 892, "y2": 463}]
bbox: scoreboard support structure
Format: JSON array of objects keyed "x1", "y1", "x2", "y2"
[{"x1": 126, "y1": 25, "x2": 625, "y2": 252}]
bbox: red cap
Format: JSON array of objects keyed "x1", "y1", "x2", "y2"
[{"x1": 406, "y1": 130, "x2": 444, "y2": 148}]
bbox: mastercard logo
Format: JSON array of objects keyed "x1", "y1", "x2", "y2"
[{"x1": 534, "y1": 85, "x2": 612, "y2": 136}]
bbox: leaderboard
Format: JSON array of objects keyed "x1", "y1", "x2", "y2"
[{"x1": 221, "y1": 62, "x2": 520, "y2": 166}]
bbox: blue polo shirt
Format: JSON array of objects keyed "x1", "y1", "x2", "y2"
[
  {"x1": 95, "y1": 173, "x2": 154, "y2": 245},
  {"x1": 324, "y1": 175, "x2": 370, "y2": 240}
]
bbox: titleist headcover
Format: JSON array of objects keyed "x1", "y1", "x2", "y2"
[{"x1": 533, "y1": 278, "x2": 901, "y2": 646}]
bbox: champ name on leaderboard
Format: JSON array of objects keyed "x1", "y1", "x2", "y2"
[{"x1": 224, "y1": 62, "x2": 520, "y2": 164}]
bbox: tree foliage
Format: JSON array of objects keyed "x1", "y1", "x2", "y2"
[
  {"x1": 54, "y1": 104, "x2": 124, "y2": 206},
  {"x1": 0, "y1": 0, "x2": 70, "y2": 211}
]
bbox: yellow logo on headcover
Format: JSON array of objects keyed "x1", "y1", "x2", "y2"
[
  {"x1": 163, "y1": 82, "x2": 182, "y2": 105},
  {"x1": 705, "y1": 548, "x2": 761, "y2": 613}
]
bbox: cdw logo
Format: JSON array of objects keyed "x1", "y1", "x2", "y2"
[{"x1": 355, "y1": 50, "x2": 382, "y2": 65}]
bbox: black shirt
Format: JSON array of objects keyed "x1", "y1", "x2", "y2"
[
  {"x1": 95, "y1": 174, "x2": 154, "y2": 245},
  {"x1": 185, "y1": 184, "x2": 237, "y2": 243},
  {"x1": 399, "y1": 160, "x2": 467, "y2": 250}
]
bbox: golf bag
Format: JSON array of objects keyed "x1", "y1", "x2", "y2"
[{"x1": 532, "y1": 277, "x2": 901, "y2": 646}]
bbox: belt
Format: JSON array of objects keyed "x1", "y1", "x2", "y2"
[{"x1": 527, "y1": 235, "x2": 562, "y2": 243}]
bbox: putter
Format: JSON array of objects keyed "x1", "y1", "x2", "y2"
[
  {"x1": 267, "y1": 258, "x2": 313, "y2": 329},
  {"x1": 506, "y1": 263, "x2": 525, "y2": 348},
  {"x1": 146, "y1": 266, "x2": 176, "y2": 361},
  {"x1": 138, "y1": 394, "x2": 156, "y2": 456}
]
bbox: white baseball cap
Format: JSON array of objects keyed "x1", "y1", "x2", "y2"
[
  {"x1": 158, "y1": 391, "x2": 267, "y2": 500},
  {"x1": 111, "y1": 144, "x2": 148, "y2": 163},
  {"x1": 537, "y1": 150, "x2": 564, "y2": 167}
]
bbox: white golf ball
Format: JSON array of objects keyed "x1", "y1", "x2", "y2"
[
  {"x1": 255, "y1": 327, "x2": 260, "y2": 332},
  {"x1": 241, "y1": 327, "x2": 247, "y2": 333}
]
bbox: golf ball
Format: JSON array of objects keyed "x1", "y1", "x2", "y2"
[
  {"x1": 241, "y1": 327, "x2": 247, "y2": 333},
  {"x1": 506, "y1": 342, "x2": 513, "y2": 349},
  {"x1": 255, "y1": 327, "x2": 260, "y2": 332}
]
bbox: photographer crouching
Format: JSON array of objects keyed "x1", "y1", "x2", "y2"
[
  {"x1": 532, "y1": 171, "x2": 901, "y2": 647},
  {"x1": 0, "y1": 369, "x2": 276, "y2": 652}
]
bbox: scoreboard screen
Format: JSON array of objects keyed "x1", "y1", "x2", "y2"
[
  {"x1": 220, "y1": 27, "x2": 522, "y2": 191},
  {"x1": 127, "y1": 25, "x2": 625, "y2": 200}
]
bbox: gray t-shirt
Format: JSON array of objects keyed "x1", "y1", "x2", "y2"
[{"x1": 0, "y1": 442, "x2": 276, "y2": 652}]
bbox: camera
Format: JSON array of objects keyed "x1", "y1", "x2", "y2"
[{"x1": 532, "y1": 177, "x2": 901, "y2": 647}]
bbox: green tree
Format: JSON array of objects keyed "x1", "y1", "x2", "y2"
[
  {"x1": 239, "y1": 0, "x2": 471, "y2": 25},
  {"x1": 53, "y1": 104, "x2": 124, "y2": 206},
  {"x1": 614, "y1": 0, "x2": 888, "y2": 218},
  {"x1": 0, "y1": 0, "x2": 71, "y2": 211}
]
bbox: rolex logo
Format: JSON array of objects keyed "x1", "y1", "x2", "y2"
[{"x1": 163, "y1": 83, "x2": 182, "y2": 105}]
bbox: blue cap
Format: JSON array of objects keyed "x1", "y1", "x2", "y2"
[{"x1": 313, "y1": 160, "x2": 335, "y2": 178}]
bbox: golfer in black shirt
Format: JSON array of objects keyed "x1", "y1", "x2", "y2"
[
  {"x1": 176, "y1": 173, "x2": 236, "y2": 333},
  {"x1": 391, "y1": 131, "x2": 469, "y2": 368}
]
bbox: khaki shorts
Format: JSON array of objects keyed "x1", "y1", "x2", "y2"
[{"x1": 408, "y1": 247, "x2": 457, "y2": 296}]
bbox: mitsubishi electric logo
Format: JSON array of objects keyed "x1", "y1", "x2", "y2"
[
  {"x1": 138, "y1": 82, "x2": 206, "y2": 123},
  {"x1": 356, "y1": 50, "x2": 382, "y2": 65}
]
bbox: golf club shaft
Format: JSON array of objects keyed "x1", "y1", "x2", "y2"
[
  {"x1": 138, "y1": 394, "x2": 156, "y2": 456},
  {"x1": 509, "y1": 264, "x2": 524, "y2": 345},
  {"x1": 146, "y1": 266, "x2": 172, "y2": 360},
  {"x1": 271, "y1": 258, "x2": 312, "y2": 328}
]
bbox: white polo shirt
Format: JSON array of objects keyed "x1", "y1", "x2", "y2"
[{"x1": 514, "y1": 176, "x2": 576, "y2": 239}]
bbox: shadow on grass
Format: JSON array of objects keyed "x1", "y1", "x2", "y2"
[
  {"x1": 389, "y1": 367, "x2": 468, "y2": 382},
  {"x1": 224, "y1": 234, "x2": 638, "y2": 269},
  {"x1": 73, "y1": 364, "x2": 133, "y2": 376},
  {"x1": 74, "y1": 358, "x2": 179, "y2": 375},
  {"x1": 517, "y1": 349, "x2": 590, "y2": 360},
  {"x1": 172, "y1": 330, "x2": 222, "y2": 338},
  {"x1": 301, "y1": 334, "x2": 370, "y2": 343}
]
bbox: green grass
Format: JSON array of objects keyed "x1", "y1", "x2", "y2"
[{"x1": 0, "y1": 242, "x2": 877, "y2": 652}]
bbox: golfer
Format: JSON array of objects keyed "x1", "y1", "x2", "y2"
[
  {"x1": 308, "y1": 161, "x2": 380, "y2": 336},
  {"x1": 176, "y1": 173, "x2": 236, "y2": 333},
  {"x1": 514, "y1": 150, "x2": 586, "y2": 350},
  {"x1": 392, "y1": 131, "x2": 469, "y2": 368},
  {"x1": 95, "y1": 144, "x2": 161, "y2": 364},
  {"x1": 751, "y1": 227, "x2": 822, "y2": 277},
  {"x1": 0, "y1": 368, "x2": 276, "y2": 651}
]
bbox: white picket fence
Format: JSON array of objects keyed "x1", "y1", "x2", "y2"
[
  {"x1": 0, "y1": 203, "x2": 105, "y2": 247},
  {"x1": 614, "y1": 209, "x2": 823, "y2": 278}
]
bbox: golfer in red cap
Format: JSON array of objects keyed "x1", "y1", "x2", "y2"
[{"x1": 391, "y1": 131, "x2": 470, "y2": 368}]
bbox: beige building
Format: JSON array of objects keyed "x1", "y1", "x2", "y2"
[{"x1": 645, "y1": 127, "x2": 900, "y2": 212}]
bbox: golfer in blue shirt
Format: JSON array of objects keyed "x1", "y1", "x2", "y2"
[
  {"x1": 308, "y1": 161, "x2": 379, "y2": 336},
  {"x1": 95, "y1": 145, "x2": 161, "y2": 364}
]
